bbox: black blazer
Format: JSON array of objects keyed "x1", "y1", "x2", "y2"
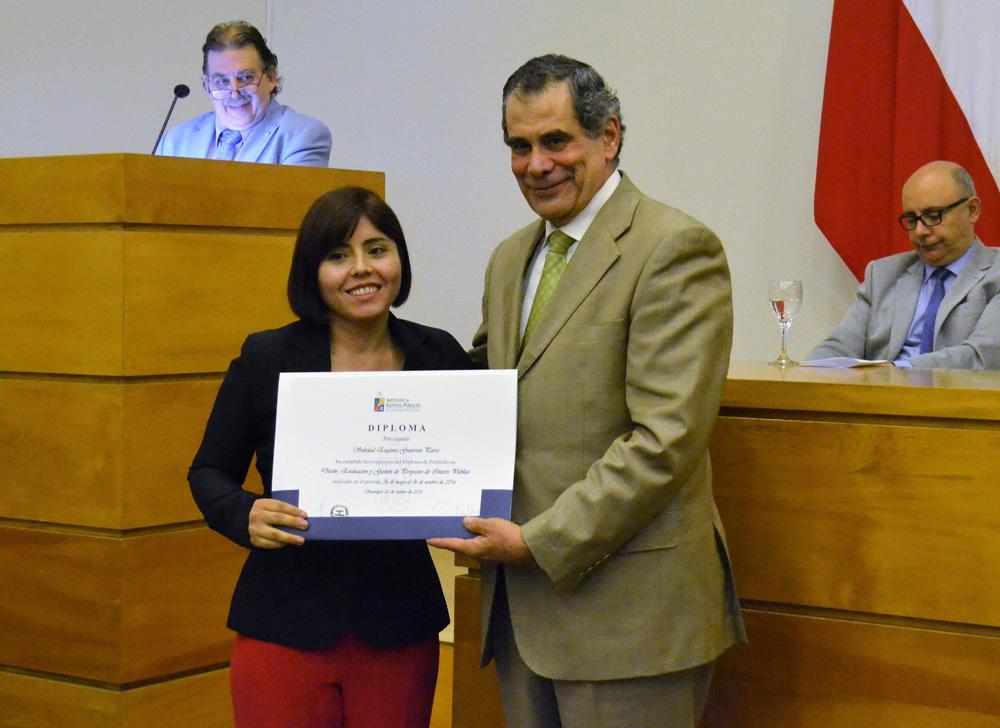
[{"x1": 189, "y1": 316, "x2": 474, "y2": 649}]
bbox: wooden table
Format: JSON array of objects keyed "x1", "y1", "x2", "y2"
[{"x1": 452, "y1": 362, "x2": 1000, "y2": 727}]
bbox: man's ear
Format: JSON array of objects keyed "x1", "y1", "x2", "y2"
[
  {"x1": 602, "y1": 116, "x2": 621, "y2": 162},
  {"x1": 967, "y1": 196, "x2": 982, "y2": 224}
]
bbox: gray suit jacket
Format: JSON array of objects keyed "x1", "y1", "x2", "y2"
[
  {"x1": 473, "y1": 173, "x2": 745, "y2": 681},
  {"x1": 156, "y1": 101, "x2": 331, "y2": 167},
  {"x1": 809, "y1": 240, "x2": 1000, "y2": 369}
]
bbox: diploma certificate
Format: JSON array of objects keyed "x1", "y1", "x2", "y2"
[{"x1": 271, "y1": 370, "x2": 516, "y2": 539}]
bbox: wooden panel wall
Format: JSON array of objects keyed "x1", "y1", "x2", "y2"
[
  {"x1": 452, "y1": 573, "x2": 505, "y2": 728},
  {"x1": 449, "y1": 364, "x2": 1000, "y2": 728},
  {"x1": 711, "y1": 415, "x2": 1000, "y2": 626},
  {"x1": 0, "y1": 668, "x2": 233, "y2": 728},
  {"x1": 0, "y1": 155, "x2": 385, "y2": 727},
  {"x1": 0, "y1": 524, "x2": 241, "y2": 683},
  {"x1": 705, "y1": 610, "x2": 1000, "y2": 728},
  {"x1": 0, "y1": 377, "x2": 222, "y2": 528}
]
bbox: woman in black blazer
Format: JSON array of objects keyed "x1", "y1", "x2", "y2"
[{"x1": 189, "y1": 186, "x2": 472, "y2": 728}]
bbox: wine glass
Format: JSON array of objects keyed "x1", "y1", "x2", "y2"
[{"x1": 768, "y1": 280, "x2": 803, "y2": 367}]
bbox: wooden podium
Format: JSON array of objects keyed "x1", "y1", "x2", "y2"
[
  {"x1": 0, "y1": 154, "x2": 383, "y2": 726},
  {"x1": 452, "y1": 363, "x2": 1000, "y2": 728}
]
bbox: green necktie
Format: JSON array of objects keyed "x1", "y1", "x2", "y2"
[{"x1": 521, "y1": 230, "x2": 574, "y2": 350}]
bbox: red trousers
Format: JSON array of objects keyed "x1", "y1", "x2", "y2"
[{"x1": 230, "y1": 632, "x2": 439, "y2": 728}]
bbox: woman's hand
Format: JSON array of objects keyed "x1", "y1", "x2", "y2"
[{"x1": 248, "y1": 498, "x2": 309, "y2": 549}]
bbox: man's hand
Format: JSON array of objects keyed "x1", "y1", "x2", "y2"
[
  {"x1": 428, "y1": 517, "x2": 533, "y2": 565},
  {"x1": 249, "y1": 498, "x2": 308, "y2": 549}
]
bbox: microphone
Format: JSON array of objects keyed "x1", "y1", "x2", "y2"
[{"x1": 151, "y1": 84, "x2": 191, "y2": 155}]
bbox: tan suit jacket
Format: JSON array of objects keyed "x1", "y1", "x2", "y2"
[{"x1": 474, "y1": 173, "x2": 746, "y2": 681}]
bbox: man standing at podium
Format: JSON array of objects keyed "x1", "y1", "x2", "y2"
[
  {"x1": 431, "y1": 55, "x2": 745, "y2": 728},
  {"x1": 156, "y1": 20, "x2": 331, "y2": 167},
  {"x1": 809, "y1": 161, "x2": 1000, "y2": 368}
]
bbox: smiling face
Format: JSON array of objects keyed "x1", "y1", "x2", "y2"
[
  {"x1": 318, "y1": 216, "x2": 402, "y2": 327},
  {"x1": 901, "y1": 162, "x2": 980, "y2": 267},
  {"x1": 504, "y1": 82, "x2": 620, "y2": 227},
  {"x1": 204, "y1": 46, "x2": 276, "y2": 131}
]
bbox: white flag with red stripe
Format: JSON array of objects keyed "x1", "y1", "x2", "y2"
[{"x1": 815, "y1": 0, "x2": 1000, "y2": 280}]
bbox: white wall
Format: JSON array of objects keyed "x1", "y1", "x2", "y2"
[
  {"x1": 2, "y1": 0, "x2": 859, "y2": 361},
  {"x1": 2, "y1": 0, "x2": 864, "y2": 646}
]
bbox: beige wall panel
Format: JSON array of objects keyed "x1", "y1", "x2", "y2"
[
  {"x1": 122, "y1": 229, "x2": 295, "y2": 375},
  {"x1": 0, "y1": 667, "x2": 232, "y2": 728},
  {"x1": 0, "y1": 377, "x2": 224, "y2": 529},
  {"x1": 120, "y1": 154, "x2": 384, "y2": 229},
  {"x1": 0, "y1": 526, "x2": 122, "y2": 680},
  {"x1": 121, "y1": 668, "x2": 233, "y2": 728},
  {"x1": 711, "y1": 416, "x2": 1000, "y2": 627},
  {"x1": 0, "y1": 154, "x2": 384, "y2": 229},
  {"x1": 121, "y1": 377, "x2": 223, "y2": 527},
  {"x1": 0, "y1": 155, "x2": 126, "y2": 225},
  {"x1": 0, "y1": 669, "x2": 119, "y2": 728},
  {"x1": 704, "y1": 609, "x2": 1000, "y2": 728},
  {"x1": 0, "y1": 229, "x2": 123, "y2": 375},
  {"x1": 0, "y1": 378, "x2": 123, "y2": 526},
  {"x1": 120, "y1": 528, "x2": 240, "y2": 681},
  {"x1": 0, "y1": 524, "x2": 242, "y2": 683}
]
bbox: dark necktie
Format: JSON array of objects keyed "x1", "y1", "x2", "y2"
[
  {"x1": 919, "y1": 267, "x2": 951, "y2": 354},
  {"x1": 214, "y1": 129, "x2": 242, "y2": 161},
  {"x1": 521, "y1": 230, "x2": 574, "y2": 350}
]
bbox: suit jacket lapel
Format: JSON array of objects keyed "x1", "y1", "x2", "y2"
[
  {"x1": 888, "y1": 258, "x2": 924, "y2": 357},
  {"x1": 193, "y1": 116, "x2": 216, "y2": 159},
  {"x1": 936, "y1": 240, "x2": 985, "y2": 330},
  {"x1": 493, "y1": 222, "x2": 543, "y2": 370},
  {"x1": 285, "y1": 320, "x2": 330, "y2": 372},
  {"x1": 516, "y1": 174, "x2": 637, "y2": 376}
]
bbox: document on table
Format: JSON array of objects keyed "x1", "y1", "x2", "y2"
[
  {"x1": 800, "y1": 357, "x2": 890, "y2": 368},
  {"x1": 271, "y1": 370, "x2": 516, "y2": 540}
]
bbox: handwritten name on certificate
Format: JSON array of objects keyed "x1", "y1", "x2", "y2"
[{"x1": 271, "y1": 370, "x2": 516, "y2": 540}]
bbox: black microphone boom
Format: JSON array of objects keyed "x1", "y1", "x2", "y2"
[{"x1": 151, "y1": 84, "x2": 191, "y2": 155}]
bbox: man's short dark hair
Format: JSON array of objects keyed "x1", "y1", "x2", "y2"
[
  {"x1": 502, "y1": 54, "x2": 626, "y2": 164},
  {"x1": 202, "y1": 20, "x2": 282, "y2": 96},
  {"x1": 288, "y1": 187, "x2": 412, "y2": 327}
]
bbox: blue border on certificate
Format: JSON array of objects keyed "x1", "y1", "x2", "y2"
[{"x1": 273, "y1": 488, "x2": 513, "y2": 540}]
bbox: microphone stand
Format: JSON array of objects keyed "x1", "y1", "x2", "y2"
[{"x1": 151, "y1": 84, "x2": 190, "y2": 154}]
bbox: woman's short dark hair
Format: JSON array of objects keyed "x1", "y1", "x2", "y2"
[{"x1": 287, "y1": 186, "x2": 412, "y2": 326}]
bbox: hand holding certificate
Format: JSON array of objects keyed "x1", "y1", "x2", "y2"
[{"x1": 272, "y1": 370, "x2": 516, "y2": 539}]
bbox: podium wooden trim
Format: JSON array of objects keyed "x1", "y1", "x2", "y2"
[
  {"x1": 0, "y1": 155, "x2": 384, "y2": 726},
  {"x1": 451, "y1": 362, "x2": 1000, "y2": 728}
]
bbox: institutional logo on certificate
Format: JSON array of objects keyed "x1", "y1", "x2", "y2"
[{"x1": 271, "y1": 370, "x2": 516, "y2": 540}]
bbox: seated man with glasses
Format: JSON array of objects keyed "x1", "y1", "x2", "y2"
[
  {"x1": 156, "y1": 20, "x2": 331, "y2": 166},
  {"x1": 808, "y1": 160, "x2": 1000, "y2": 369}
]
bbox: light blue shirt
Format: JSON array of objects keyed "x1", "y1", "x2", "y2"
[{"x1": 894, "y1": 243, "x2": 975, "y2": 366}]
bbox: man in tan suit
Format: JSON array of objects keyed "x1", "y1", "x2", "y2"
[{"x1": 430, "y1": 55, "x2": 745, "y2": 728}]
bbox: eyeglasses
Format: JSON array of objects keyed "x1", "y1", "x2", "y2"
[
  {"x1": 897, "y1": 197, "x2": 969, "y2": 230},
  {"x1": 204, "y1": 70, "x2": 266, "y2": 99}
]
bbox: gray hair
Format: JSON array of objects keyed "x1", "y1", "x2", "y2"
[
  {"x1": 952, "y1": 165, "x2": 976, "y2": 197},
  {"x1": 502, "y1": 54, "x2": 625, "y2": 165}
]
